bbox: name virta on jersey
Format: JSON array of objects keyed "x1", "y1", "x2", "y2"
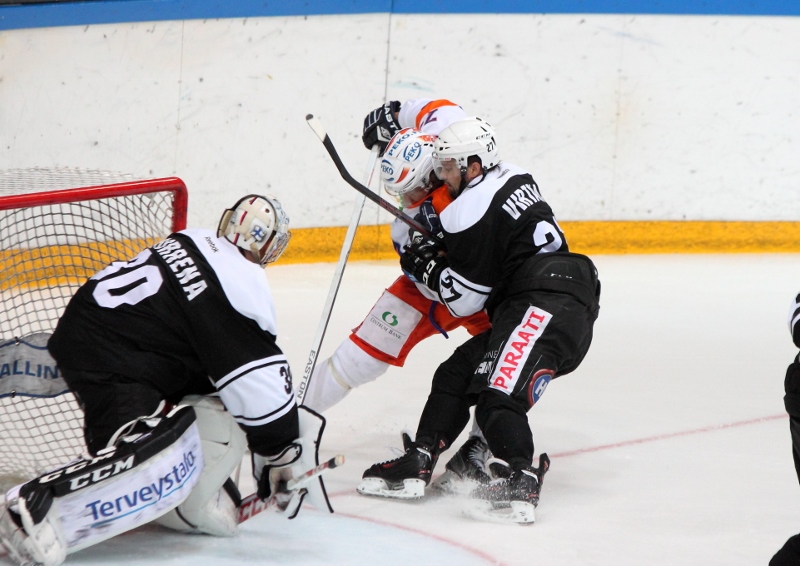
[
  {"x1": 153, "y1": 238, "x2": 208, "y2": 300},
  {"x1": 502, "y1": 182, "x2": 544, "y2": 220}
]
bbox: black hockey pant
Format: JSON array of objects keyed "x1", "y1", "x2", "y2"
[
  {"x1": 61, "y1": 367, "x2": 164, "y2": 455},
  {"x1": 416, "y1": 291, "x2": 595, "y2": 471}
]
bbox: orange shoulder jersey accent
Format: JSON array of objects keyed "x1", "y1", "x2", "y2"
[
  {"x1": 415, "y1": 99, "x2": 460, "y2": 129},
  {"x1": 429, "y1": 185, "x2": 454, "y2": 214},
  {"x1": 405, "y1": 185, "x2": 452, "y2": 212}
]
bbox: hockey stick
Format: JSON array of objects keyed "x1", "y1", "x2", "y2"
[
  {"x1": 237, "y1": 454, "x2": 345, "y2": 523},
  {"x1": 295, "y1": 145, "x2": 379, "y2": 405},
  {"x1": 305, "y1": 114, "x2": 443, "y2": 244}
]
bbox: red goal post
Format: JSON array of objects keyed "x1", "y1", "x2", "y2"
[{"x1": 0, "y1": 173, "x2": 188, "y2": 491}]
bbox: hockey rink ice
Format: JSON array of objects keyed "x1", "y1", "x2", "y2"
[{"x1": 4, "y1": 253, "x2": 800, "y2": 565}]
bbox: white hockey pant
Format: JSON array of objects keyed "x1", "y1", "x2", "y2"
[
  {"x1": 154, "y1": 395, "x2": 246, "y2": 537},
  {"x1": 302, "y1": 338, "x2": 390, "y2": 413}
]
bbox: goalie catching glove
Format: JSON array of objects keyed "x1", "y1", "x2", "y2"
[
  {"x1": 362, "y1": 101, "x2": 402, "y2": 152},
  {"x1": 251, "y1": 406, "x2": 333, "y2": 519}
]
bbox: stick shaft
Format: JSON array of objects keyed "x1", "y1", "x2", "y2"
[
  {"x1": 305, "y1": 114, "x2": 442, "y2": 243},
  {"x1": 296, "y1": 146, "x2": 379, "y2": 405},
  {"x1": 237, "y1": 454, "x2": 345, "y2": 523}
]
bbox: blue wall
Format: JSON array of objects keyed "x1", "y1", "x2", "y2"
[{"x1": 1, "y1": 0, "x2": 797, "y2": 31}]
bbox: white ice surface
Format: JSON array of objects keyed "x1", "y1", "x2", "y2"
[{"x1": 4, "y1": 254, "x2": 800, "y2": 565}]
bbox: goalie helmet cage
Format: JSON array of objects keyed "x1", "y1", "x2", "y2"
[{"x1": 0, "y1": 168, "x2": 188, "y2": 491}]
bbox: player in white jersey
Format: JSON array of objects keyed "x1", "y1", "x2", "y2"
[
  {"x1": 358, "y1": 117, "x2": 601, "y2": 523},
  {"x1": 0, "y1": 195, "x2": 330, "y2": 566},
  {"x1": 771, "y1": 293, "x2": 800, "y2": 564},
  {"x1": 302, "y1": 99, "x2": 496, "y2": 489}
]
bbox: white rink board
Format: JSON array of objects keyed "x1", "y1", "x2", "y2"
[
  {"x1": 1, "y1": 255, "x2": 798, "y2": 565},
  {"x1": 1, "y1": 14, "x2": 798, "y2": 229}
]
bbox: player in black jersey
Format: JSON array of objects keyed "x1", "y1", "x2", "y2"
[
  {"x1": 358, "y1": 118, "x2": 601, "y2": 523},
  {"x1": 0, "y1": 195, "x2": 330, "y2": 566},
  {"x1": 770, "y1": 293, "x2": 800, "y2": 564}
]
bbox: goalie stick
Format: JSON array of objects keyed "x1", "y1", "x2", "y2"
[
  {"x1": 296, "y1": 145, "x2": 379, "y2": 405},
  {"x1": 237, "y1": 454, "x2": 345, "y2": 523},
  {"x1": 305, "y1": 114, "x2": 443, "y2": 245}
]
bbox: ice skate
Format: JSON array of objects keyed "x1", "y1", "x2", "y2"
[
  {"x1": 463, "y1": 453, "x2": 550, "y2": 525},
  {"x1": 430, "y1": 436, "x2": 492, "y2": 496},
  {"x1": 357, "y1": 433, "x2": 441, "y2": 499}
]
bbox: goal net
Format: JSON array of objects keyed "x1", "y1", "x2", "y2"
[{"x1": 0, "y1": 168, "x2": 187, "y2": 491}]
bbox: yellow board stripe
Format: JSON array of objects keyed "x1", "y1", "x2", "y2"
[
  {"x1": 4, "y1": 222, "x2": 798, "y2": 290},
  {"x1": 0, "y1": 238, "x2": 159, "y2": 291},
  {"x1": 275, "y1": 221, "x2": 800, "y2": 264}
]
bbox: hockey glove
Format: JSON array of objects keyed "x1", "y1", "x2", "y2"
[
  {"x1": 362, "y1": 100, "x2": 402, "y2": 152},
  {"x1": 410, "y1": 199, "x2": 445, "y2": 243},
  {"x1": 252, "y1": 443, "x2": 305, "y2": 517},
  {"x1": 400, "y1": 237, "x2": 447, "y2": 293}
]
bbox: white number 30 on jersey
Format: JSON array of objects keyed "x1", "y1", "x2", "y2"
[{"x1": 91, "y1": 249, "x2": 164, "y2": 309}]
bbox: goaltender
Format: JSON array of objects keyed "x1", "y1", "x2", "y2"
[{"x1": 0, "y1": 194, "x2": 330, "y2": 565}]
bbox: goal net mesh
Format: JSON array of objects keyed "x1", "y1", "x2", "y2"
[{"x1": 0, "y1": 168, "x2": 186, "y2": 491}]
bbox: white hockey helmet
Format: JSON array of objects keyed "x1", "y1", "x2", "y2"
[
  {"x1": 217, "y1": 194, "x2": 291, "y2": 266},
  {"x1": 432, "y1": 117, "x2": 500, "y2": 176},
  {"x1": 380, "y1": 128, "x2": 438, "y2": 197}
]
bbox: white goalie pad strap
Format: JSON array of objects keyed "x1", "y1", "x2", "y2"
[
  {"x1": 354, "y1": 290, "x2": 423, "y2": 358},
  {"x1": 9, "y1": 407, "x2": 203, "y2": 555}
]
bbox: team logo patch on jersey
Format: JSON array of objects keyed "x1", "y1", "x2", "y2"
[
  {"x1": 489, "y1": 306, "x2": 552, "y2": 395},
  {"x1": 528, "y1": 369, "x2": 553, "y2": 406},
  {"x1": 355, "y1": 293, "x2": 422, "y2": 358},
  {"x1": 381, "y1": 311, "x2": 399, "y2": 326}
]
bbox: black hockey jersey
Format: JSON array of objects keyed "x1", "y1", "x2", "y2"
[
  {"x1": 48, "y1": 229, "x2": 297, "y2": 455},
  {"x1": 437, "y1": 162, "x2": 597, "y2": 317}
]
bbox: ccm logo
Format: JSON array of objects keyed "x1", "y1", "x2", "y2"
[
  {"x1": 66, "y1": 456, "x2": 135, "y2": 492},
  {"x1": 38, "y1": 454, "x2": 136, "y2": 493}
]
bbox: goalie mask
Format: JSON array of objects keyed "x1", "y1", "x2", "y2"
[
  {"x1": 217, "y1": 194, "x2": 291, "y2": 266},
  {"x1": 381, "y1": 128, "x2": 438, "y2": 206},
  {"x1": 432, "y1": 117, "x2": 500, "y2": 178}
]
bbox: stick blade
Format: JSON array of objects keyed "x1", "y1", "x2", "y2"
[{"x1": 306, "y1": 114, "x2": 327, "y2": 142}]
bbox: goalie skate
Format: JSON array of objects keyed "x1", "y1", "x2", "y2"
[{"x1": 357, "y1": 433, "x2": 440, "y2": 500}]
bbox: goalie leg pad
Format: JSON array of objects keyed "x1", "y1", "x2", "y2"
[
  {"x1": 4, "y1": 406, "x2": 202, "y2": 556},
  {"x1": 154, "y1": 396, "x2": 246, "y2": 537}
]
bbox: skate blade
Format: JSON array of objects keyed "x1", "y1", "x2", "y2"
[
  {"x1": 356, "y1": 478, "x2": 426, "y2": 500},
  {"x1": 462, "y1": 500, "x2": 536, "y2": 525}
]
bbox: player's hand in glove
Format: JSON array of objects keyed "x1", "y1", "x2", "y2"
[
  {"x1": 252, "y1": 444, "x2": 306, "y2": 517},
  {"x1": 362, "y1": 101, "x2": 402, "y2": 152},
  {"x1": 400, "y1": 236, "x2": 447, "y2": 292},
  {"x1": 411, "y1": 199, "x2": 445, "y2": 242}
]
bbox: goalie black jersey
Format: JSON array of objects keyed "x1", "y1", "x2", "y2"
[
  {"x1": 437, "y1": 162, "x2": 570, "y2": 317},
  {"x1": 49, "y1": 228, "x2": 296, "y2": 453}
]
